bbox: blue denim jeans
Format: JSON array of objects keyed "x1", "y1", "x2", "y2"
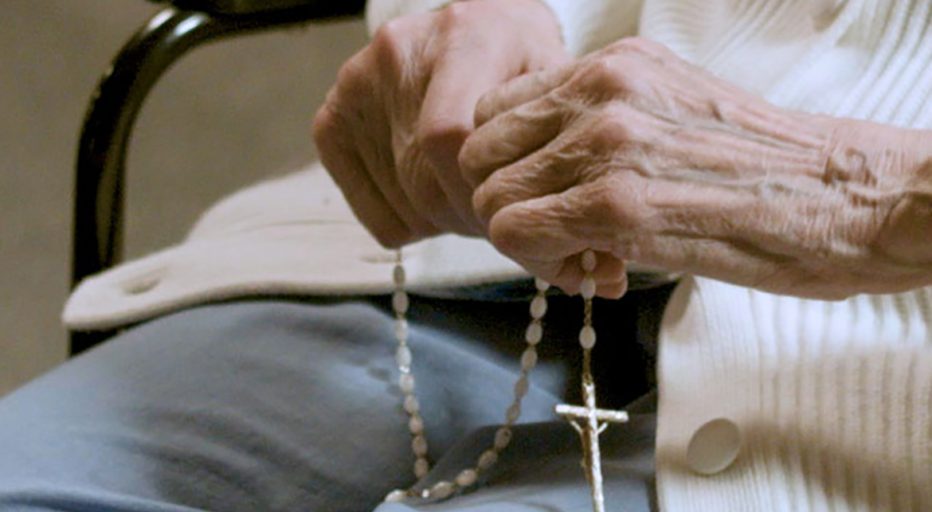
[{"x1": 0, "y1": 281, "x2": 674, "y2": 511}]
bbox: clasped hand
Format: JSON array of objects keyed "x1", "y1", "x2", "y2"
[{"x1": 316, "y1": 1, "x2": 927, "y2": 299}]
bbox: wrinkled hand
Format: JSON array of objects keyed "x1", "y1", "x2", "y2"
[
  {"x1": 313, "y1": 0, "x2": 568, "y2": 248},
  {"x1": 461, "y1": 37, "x2": 924, "y2": 299}
]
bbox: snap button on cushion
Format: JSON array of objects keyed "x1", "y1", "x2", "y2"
[
  {"x1": 120, "y1": 268, "x2": 165, "y2": 295},
  {"x1": 686, "y1": 417, "x2": 741, "y2": 475}
]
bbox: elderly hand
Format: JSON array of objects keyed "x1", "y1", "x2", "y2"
[
  {"x1": 460, "y1": 37, "x2": 931, "y2": 299},
  {"x1": 313, "y1": 0, "x2": 568, "y2": 248}
]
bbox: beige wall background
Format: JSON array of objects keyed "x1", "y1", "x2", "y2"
[{"x1": 0, "y1": 0, "x2": 367, "y2": 395}]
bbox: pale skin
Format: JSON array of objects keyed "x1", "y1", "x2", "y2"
[
  {"x1": 315, "y1": 0, "x2": 932, "y2": 301},
  {"x1": 313, "y1": 0, "x2": 568, "y2": 244}
]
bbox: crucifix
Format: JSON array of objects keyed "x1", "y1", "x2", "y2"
[
  {"x1": 556, "y1": 373, "x2": 629, "y2": 512},
  {"x1": 555, "y1": 251, "x2": 629, "y2": 512}
]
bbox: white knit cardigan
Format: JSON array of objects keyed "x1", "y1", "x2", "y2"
[{"x1": 65, "y1": 1, "x2": 932, "y2": 510}]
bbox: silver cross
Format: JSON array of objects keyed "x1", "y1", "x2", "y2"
[{"x1": 555, "y1": 376, "x2": 628, "y2": 512}]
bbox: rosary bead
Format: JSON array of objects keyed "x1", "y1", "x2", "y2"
[
  {"x1": 579, "y1": 325, "x2": 597, "y2": 349},
  {"x1": 581, "y1": 250, "x2": 597, "y2": 273},
  {"x1": 385, "y1": 489, "x2": 408, "y2": 502},
  {"x1": 412, "y1": 435, "x2": 429, "y2": 457},
  {"x1": 580, "y1": 276, "x2": 597, "y2": 300},
  {"x1": 394, "y1": 318, "x2": 409, "y2": 341},
  {"x1": 396, "y1": 346, "x2": 412, "y2": 369},
  {"x1": 399, "y1": 373, "x2": 416, "y2": 393},
  {"x1": 534, "y1": 277, "x2": 550, "y2": 292},
  {"x1": 404, "y1": 395, "x2": 420, "y2": 414},
  {"x1": 408, "y1": 415, "x2": 424, "y2": 435},
  {"x1": 506, "y1": 403, "x2": 521, "y2": 424},
  {"x1": 393, "y1": 290, "x2": 410, "y2": 314},
  {"x1": 520, "y1": 347, "x2": 538, "y2": 370},
  {"x1": 430, "y1": 481, "x2": 454, "y2": 500},
  {"x1": 478, "y1": 449, "x2": 498, "y2": 470},
  {"x1": 525, "y1": 322, "x2": 543, "y2": 345},
  {"x1": 530, "y1": 296, "x2": 548, "y2": 319},
  {"x1": 455, "y1": 469, "x2": 478, "y2": 487},
  {"x1": 514, "y1": 375, "x2": 529, "y2": 399},
  {"x1": 494, "y1": 427, "x2": 513, "y2": 450},
  {"x1": 414, "y1": 457, "x2": 429, "y2": 478},
  {"x1": 393, "y1": 264, "x2": 406, "y2": 286}
]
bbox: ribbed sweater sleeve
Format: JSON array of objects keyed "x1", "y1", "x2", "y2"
[{"x1": 365, "y1": 0, "x2": 645, "y2": 56}]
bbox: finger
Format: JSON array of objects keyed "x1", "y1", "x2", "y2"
[
  {"x1": 314, "y1": 125, "x2": 413, "y2": 248},
  {"x1": 470, "y1": 132, "x2": 590, "y2": 227},
  {"x1": 341, "y1": 112, "x2": 446, "y2": 239},
  {"x1": 417, "y1": 41, "x2": 518, "y2": 234},
  {"x1": 392, "y1": 143, "x2": 475, "y2": 234},
  {"x1": 316, "y1": 55, "x2": 438, "y2": 246},
  {"x1": 549, "y1": 251, "x2": 628, "y2": 296},
  {"x1": 460, "y1": 96, "x2": 567, "y2": 189},
  {"x1": 487, "y1": 184, "x2": 626, "y2": 296},
  {"x1": 474, "y1": 63, "x2": 575, "y2": 127},
  {"x1": 597, "y1": 276, "x2": 629, "y2": 299},
  {"x1": 487, "y1": 183, "x2": 615, "y2": 267}
]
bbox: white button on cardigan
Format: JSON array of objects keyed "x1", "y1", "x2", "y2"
[{"x1": 686, "y1": 418, "x2": 741, "y2": 476}]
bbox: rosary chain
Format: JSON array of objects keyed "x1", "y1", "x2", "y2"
[
  {"x1": 580, "y1": 249, "x2": 598, "y2": 380},
  {"x1": 384, "y1": 250, "x2": 551, "y2": 503}
]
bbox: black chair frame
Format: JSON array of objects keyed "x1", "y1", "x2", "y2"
[{"x1": 70, "y1": 0, "x2": 365, "y2": 355}]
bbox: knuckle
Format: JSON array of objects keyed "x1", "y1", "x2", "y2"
[
  {"x1": 572, "y1": 57, "x2": 639, "y2": 99},
  {"x1": 613, "y1": 36, "x2": 667, "y2": 57},
  {"x1": 586, "y1": 112, "x2": 635, "y2": 150},
  {"x1": 580, "y1": 59, "x2": 619, "y2": 89},
  {"x1": 335, "y1": 54, "x2": 367, "y2": 88},
  {"x1": 440, "y1": 2, "x2": 476, "y2": 25},
  {"x1": 589, "y1": 178, "x2": 642, "y2": 230},
  {"x1": 372, "y1": 19, "x2": 404, "y2": 49},
  {"x1": 312, "y1": 102, "x2": 344, "y2": 150},
  {"x1": 370, "y1": 20, "x2": 408, "y2": 66}
]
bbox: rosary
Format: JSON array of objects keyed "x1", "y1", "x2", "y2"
[{"x1": 383, "y1": 249, "x2": 629, "y2": 512}]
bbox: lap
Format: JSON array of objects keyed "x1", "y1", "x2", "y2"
[{"x1": 0, "y1": 285, "x2": 672, "y2": 511}]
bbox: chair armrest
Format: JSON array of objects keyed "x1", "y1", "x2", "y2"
[
  {"x1": 71, "y1": 2, "x2": 364, "y2": 354},
  {"x1": 161, "y1": 0, "x2": 363, "y2": 16}
]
